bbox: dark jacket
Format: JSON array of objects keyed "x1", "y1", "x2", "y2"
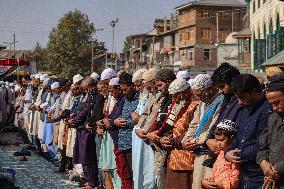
[
  {"x1": 257, "y1": 112, "x2": 284, "y2": 177},
  {"x1": 228, "y1": 97, "x2": 272, "y2": 178}
]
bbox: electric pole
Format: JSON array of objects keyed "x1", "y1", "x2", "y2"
[{"x1": 110, "y1": 18, "x2": 119, "y2": 53}]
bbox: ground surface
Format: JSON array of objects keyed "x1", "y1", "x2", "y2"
[{"x1": 0, "y1": 129, "x2": 79, "y2": 189}]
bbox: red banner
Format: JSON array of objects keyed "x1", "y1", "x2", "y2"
[{"x1": 0, "y1": 58, "x2": 30, "y2": 66}]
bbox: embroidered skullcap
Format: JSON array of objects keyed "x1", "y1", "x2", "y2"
[
  {"x1": 132, "y1": 68, "x2": 147, "y2": 83},
  {"x1": 51, "y1": 82, "x2": 60, "y2": 90},
  {"x1": 119, "y1": 72, "x2": 133, "y2": 85},
  {"x1": 109, "y1": 77, "x2": 119, "y2": 86},
  {"x1": 35, "y1": 74, "x2": 41, "y2": 80},
  {"x1": 190, "y1": 74, "x2": 212, "y2": 90},
  {"x1": 40, "y1": 74, "x2": 49, "y2": 81},
  {"x1": 176, "y1": 70, "x2": 190, "y2": 80},
  {"x1": 266, "y1": 74, "x2": 284, "y2": 92},
  {"x1": 101, "y1": 68, "x2": 117, "y2": 81},
  {"x1": 142, "y1": 67, "x2": 159, "y2": 83},
  {"x1": 216, "y1": 119, "x2": 237, "y2": 133},
  {"x1": 43, "y1": 78, "x2": 50, "y2": 87},
  {"x1": 73, "y1": 74, "x2": 84, "y2": 84},
  {"x1": 30, "y1": 75, "x2": 35, "y2": 80},
  {"x1": 155, "y1": 68, "x2": 176, "y2": 82},
  {"x1": 168, "y1": 78, "x2": 190, "y2": 95},
  {"x1": 90, "y1": 72, "x2": 100, "y2": 80}
]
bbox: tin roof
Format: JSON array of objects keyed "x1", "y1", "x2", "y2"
[{"x1": 262, "y1": 50, "x2": 284, "y2": 67}]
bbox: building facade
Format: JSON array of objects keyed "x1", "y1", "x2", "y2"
[
  {"x1": 173, "y1": 0, "x2": 247, "y2": 72},
  {"x1": 250, "y1": 0, "x2": 284, "y2": 70}
]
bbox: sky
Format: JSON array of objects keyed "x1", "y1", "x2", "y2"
[{"x1": 0, "y1": 0, "x2": 190, "y2": 52}]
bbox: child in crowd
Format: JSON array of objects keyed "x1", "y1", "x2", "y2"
[{"x1": 202, "y1": 119, "x2": 240, "y2": 189}]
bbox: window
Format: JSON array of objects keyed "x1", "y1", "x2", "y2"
[
  {"x1": 188, "y1": 50, "x2": 193, "y2": 61},
  {"x1": 253, "y1": 1, "x2": 256, "y2": 13},
  {"x1": 188, "y1": 28, "x2": 194, "y2": 40},
  {"x1": 258, "y1": 0, "x2": 260, "y2": 8},
  {"x1": 202, "y1": 28, "x2": 211, "y2": 39},
  {"x1": 219, "y1": 29, "x2": 228, "y2": 39},
  {"x1": 203, "y1": 49, "x2": 211, "y2": 61},
  {"x1": 201, "y1": 9, "x2": 209, "y2": 18}
]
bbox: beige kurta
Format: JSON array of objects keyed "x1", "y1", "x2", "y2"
[
  {"x1": 57, "y1": 91, "x2": 73, "y2": 150},
  {"x1": 66, "y1": 94, "x2": 85, "y2": 158}
]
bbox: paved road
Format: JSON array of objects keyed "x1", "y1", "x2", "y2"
[{"x1": 0, "y1": 146, "x2": 79, "y2": 189}]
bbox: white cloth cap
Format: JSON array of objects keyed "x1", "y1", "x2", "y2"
[
  {"x1": 109, "y1": 77, "x2": 119, "y2": 86},
  {"x1": 101, "y1": 68, "x2": 117, "y2": 81},
  {"x1": 176, "y1": 70, "x2": 190, "y2": 80},
  {"x1": 168, "y1": 78, "x2": 190, "y2": 95},
  {"x1": 43, "y1": 78, "x2": 50, "y2": 86},
  {"x1": 5, "y1": 82, "x2": 9, "y2": 86},
  {"x1": 188, "y1": 79, "x2": 194, "y2": 87},
  {"x1": 40, "y1": 74, "x2": 49, "y2": 81},
  {"x1": 40, "y1": 102, "x2": 48, "y2": 109},
  {"x1": 9, "y1": 83, "x2": 15, "y2": 87},
  {"x1": 190, "y1": 74, "x2": 212, "y2": 90},
  {"x1": 90, "y1": 72, "x2": 100, "y2": 80},
  {"x1": 35, "y1": 74, "x2": 41, "y2": 79},
  {"x1": 14, "y1": 85, "x2": 21, "y2": 92},
  {"x1": 73, "y1": 74, "x2": 84, "y2": 84},
  {"x1": 30, "y1": 75, "x2": 35, "y2": 80},
  {"x1": 132, "y1": 68, "x2": 147, "y2": 82},
  {"x1": 51, "y1": 82, "x2": 60, "y2": 90},
  {"x1": 0, "y1": 81, "x2": 4, "y2": 85}
]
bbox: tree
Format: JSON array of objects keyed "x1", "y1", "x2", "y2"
[
  {"x1": 32, "y1": 42, "x2": 47, "y2": 71},
  {"x1": 45, "y1": 9, "x2": 96, "y2": 77},
  {"x1": 123, "y1": 36, "x2": 132, "y2": 53}
]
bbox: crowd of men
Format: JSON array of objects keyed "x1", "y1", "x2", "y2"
[{"x1": 0, "y1": 62, "x2": 284, "y2": 189}]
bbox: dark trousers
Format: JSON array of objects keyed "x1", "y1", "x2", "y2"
[
  {"x1": 114, "y1": 146, "x2": 133, "y2": 189},
  {"x1": 83, "y1": 163, "x2": 99, "y2": 187},
  {"x1": 59, "y1": 145, "x2": 73, "y2": 171}
]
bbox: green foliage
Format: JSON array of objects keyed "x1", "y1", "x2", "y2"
[
  {"x1": 41, "y1": 9, "x2": 98, "y2": 77},
  {"x1": 123, "y1": 36, "x2": 132, "y2": 53}
]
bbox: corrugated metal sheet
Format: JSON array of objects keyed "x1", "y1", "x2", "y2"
[{"x1": 262, "y1": 50, "x2": 284, "y2": 66}]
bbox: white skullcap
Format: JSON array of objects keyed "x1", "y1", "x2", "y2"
[
  {"x1": 5, "y1": 81, "x2": 9, "y2": 86},
  {"x1": 188, "y1": 79, "x2": 194, "y2": 87},
  {"x1": 30, "y1": 75, "x2": 35, "y2": 80},
  {"x1": 142, "y1": 67, "x2": 159, "y2": 83},
  {"x1": 35, "y1": 74, "x2": 41, "y2": 79},
  {"x1": 216, "y1": 119, "x2": 237, "y2": 133},
  {"x1": 0, "y1": 81, "x2": 4, "y2": 85},
  {"x1": 101, "y1": 68, "x2": 117, "y2": 81},
  {"x1": 40, "y1": 102, "x2": 48, "y2": 109},
  {"x1": 9, "y1": 83, "x2": 15, "y2": 87},
  {"x1": 40, "y1": 74, "x2": 49, "y2": 81},
  {"x1": 132, "y1": 68, "x2": 147, "y2": 83},
  {"x1": 109, "y1": 77, "x2": 119, "y2": 86},
  {"x1": 73, "y1": 74, "x2": 84, "y2": 84},
  {"x1": 176, "y1": 70, "x2": 190, "y2": 80},
  {"x1": 190, "y1": 74, "x2": 212, "y2": 90},
  {"x1": 15, "y1": 85, "x2": 21, "y2": 92},
  {"x1": 168, "y1": 78, "x2": 190, "y2": 95},
  {"x1": 51, "y1": 82, "x2": 60, "y2": 90},
  {"x1": 43, "y1": 78, "x2": 50, "y2": 86},
  {"x1": 90, "y1": 72, "x2": 100, "y2": 80}
]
